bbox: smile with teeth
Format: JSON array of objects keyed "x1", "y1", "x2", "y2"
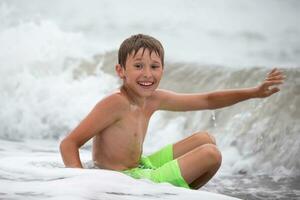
[{"x1": 138, "y1": 81, "x2": 154, "y2": 86}]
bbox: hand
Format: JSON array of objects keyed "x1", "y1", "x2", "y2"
[{"x1": 255, "y1": 68, "x2": 285, "y2": 98}]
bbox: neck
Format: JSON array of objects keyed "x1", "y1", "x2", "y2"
[{"x1": 120, "y1": 85, "x2": 146, "y2": 107}]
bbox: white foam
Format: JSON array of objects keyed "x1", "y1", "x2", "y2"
[{"x1": 0, "y1": 140, "x2": 240, "y2": 200}]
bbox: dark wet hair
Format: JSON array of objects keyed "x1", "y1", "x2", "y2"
[{"x1": 118, "y1": 34, "x2": 164, "y2": 68}]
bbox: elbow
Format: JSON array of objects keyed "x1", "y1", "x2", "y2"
[
  {"x1": 59, "y1": 139, "x2": 68, "y2": 166},
  {"x1": 59, "y1": 138, "x2": 82, "y2": 168},
  {"x1": 59, "y1": 138, "x2": 69, "y2": 156},
  {"x1": 59, "y1": 138, "x2": 77, "y2": 154},
  {"x1": 205, "y1": 93, "x2": 224, "y2": 110},
  {"x1": 205, "y1": 94, "x2": 216, "y2": 110},
  {"x1": 59, "y1": 138, "x2": 66, "y2": 153}
]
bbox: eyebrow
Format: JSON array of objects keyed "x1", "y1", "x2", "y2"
[
  {"x1": 133, "y1": 58, "x2": 161, "y2": 64},
  {"x1": 152, "y1": 60, "x2": 161, "y2": 64}
]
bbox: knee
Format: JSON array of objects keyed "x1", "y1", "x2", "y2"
[
  {"x1": 194, "y1": 131, "x2": 216, "y2": 145},
  {"x1": 203, "y1": 144, "x2": 222, "y2": 167}
]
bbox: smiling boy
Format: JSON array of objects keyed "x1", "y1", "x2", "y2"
[{"x1": 60, "y1": 34, "x2": 284, "y2": 189}]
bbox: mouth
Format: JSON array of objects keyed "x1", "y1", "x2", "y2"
[{"x1": 137, "y1": 81, "x2": 155, "y2": 88}]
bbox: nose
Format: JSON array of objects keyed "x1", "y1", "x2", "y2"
[{"x1": 143, "y1": 66, "x2": 152, "y2": 78}]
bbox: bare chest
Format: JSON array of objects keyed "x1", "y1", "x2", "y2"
[
  {"x1": 120, "y1": 106, "x2": 150, "y2": 142},
  {"x1": 97, "y1": 105, "x2": 152, "y2": 148}
]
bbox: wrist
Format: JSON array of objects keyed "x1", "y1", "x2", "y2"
[{"x1": 249, "y1": 87, "x2": 259, "y2": 98}]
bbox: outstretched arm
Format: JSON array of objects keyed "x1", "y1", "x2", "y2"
[{"x1": 157, "y1": 68, "x2": 284, "y2": 111}]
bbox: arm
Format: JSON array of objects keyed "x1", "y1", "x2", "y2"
[
  {"x1": 59, "y1": 94, "x2": 125, "y2": 168},
  {"x1": 157, "y1": 68, "x2": 284, "y2": 111}
]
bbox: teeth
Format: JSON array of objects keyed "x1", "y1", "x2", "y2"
[{"x1": 138, "y1": 82, "x2": 153, "y2": 86}]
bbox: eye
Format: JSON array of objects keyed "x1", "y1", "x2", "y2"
[
  {"x1": 151, "y1": 65, "x2": 160, "y2": 69},
  {"x1": 134, "y1": 63, "x2": 143, "y2": 69}
]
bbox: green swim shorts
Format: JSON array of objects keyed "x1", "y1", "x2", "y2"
[{"x1": 121, "y1": 144, "x2": 190, "y2": 189}]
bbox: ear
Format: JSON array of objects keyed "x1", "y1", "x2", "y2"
[{"x1": 115, "y1": 64, "x2": 126, "y2": 79}]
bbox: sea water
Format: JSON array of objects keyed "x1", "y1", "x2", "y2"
[{"x1": 0, "y1": 0, "x2": 299, "y2": 199}]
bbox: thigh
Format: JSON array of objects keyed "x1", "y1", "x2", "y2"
[
  {"x1": 151, "y1": 159, "x2": 190, "y2": 189},
  {"x1": 177, "y1": 144, "x2": 221, "y2": 184},
  {"x1": 145, "y1": 144, "x2": 173, "y2": 168},
  {"x1": 173, "y1": 131, "x2": 216, "y2": 159}
]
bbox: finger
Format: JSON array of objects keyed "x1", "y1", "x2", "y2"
[
  {"x1": 267, "y1": 70, "x2": 283, "y2": 78},
  {"x1": 268, "y1": 68, "x2": 277, "y2": 75},
  {"x1": 265, "y1": 87, "x2": 279, "y2": 96},
  {"x1": 270, "y1": 87, "x2": 280, "y2": 95},
  {"x1": 266, "y1": 72, "x2": 284, "y2": 81},
  {"x1": 266, "y1": 74, "x2": 285, "y2": 81},
  {"x1": 264, "y1": 80, "x2": 284, "y2": 87}
]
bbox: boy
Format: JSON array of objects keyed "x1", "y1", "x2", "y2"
[{"x1": 60, "y1": 34, "x2": 284, "y2": 189}]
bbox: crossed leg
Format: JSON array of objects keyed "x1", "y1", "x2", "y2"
[{"x1": 173, "y1": 131, "x2": 222, "y2": 189}]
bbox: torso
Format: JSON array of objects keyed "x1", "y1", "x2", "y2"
[{"x1": 92, "y1": 91, "x2": 158, "y2": 170}]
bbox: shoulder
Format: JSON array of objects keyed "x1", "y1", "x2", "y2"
[
  {"x1": 101, "y1": 92, "x2": 129, "y2": 105},
  {"x1": 149, "y1": 89, "x2": 174, "y2": 109},
  {"x1": 152, "y1": 89, "x2": 175, "y2": 100},
  {"x1": 94, "y1": 92, "x2": 130, "y2": 114}
]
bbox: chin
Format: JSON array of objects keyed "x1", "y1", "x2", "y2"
[{"x1": 135, "y1": 84, "x2": 158, "y2": 98}]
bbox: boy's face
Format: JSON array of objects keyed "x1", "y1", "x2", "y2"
[{"x1": 116, "y1": 48, "x2": 163, "y2": 98}]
